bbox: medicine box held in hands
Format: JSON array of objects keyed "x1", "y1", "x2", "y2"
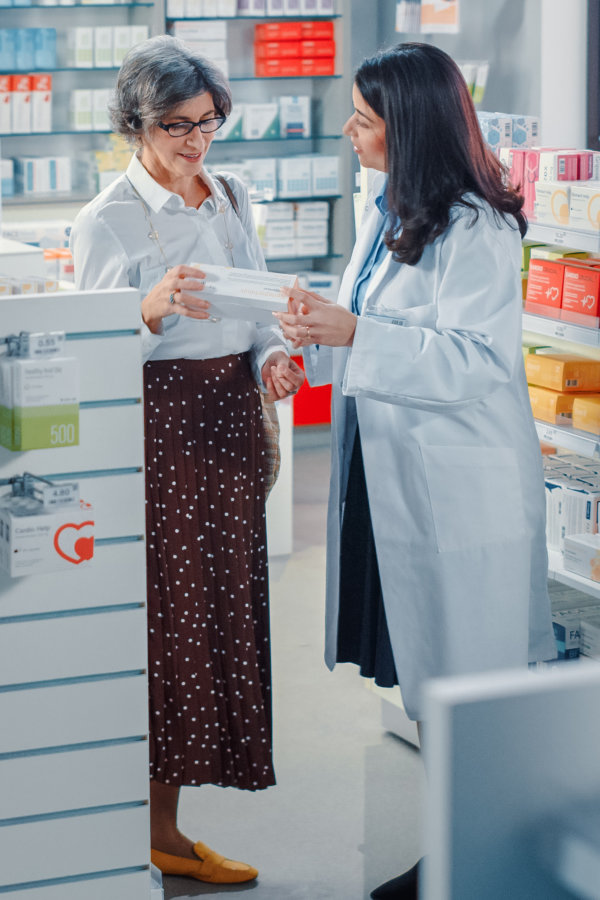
[{"x1": 188, "y1": 263, "x2": 297, "y2": 323}]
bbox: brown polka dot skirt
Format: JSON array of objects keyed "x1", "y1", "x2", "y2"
[{"x1": 144, "y1": 353, "x2": 275, "y2": 791}]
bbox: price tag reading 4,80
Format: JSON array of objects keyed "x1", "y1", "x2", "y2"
[{"x1": 38, "y1": 482, "x2": 79, "y2": 512}]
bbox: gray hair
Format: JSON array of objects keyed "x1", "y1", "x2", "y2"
[{"x1": 110, "y1": 34, "x2": 232, "y2": 141}]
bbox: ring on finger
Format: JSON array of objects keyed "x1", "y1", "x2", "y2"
[{"x1": 169, "y1": 291, "x2": 177, "y2": 305}]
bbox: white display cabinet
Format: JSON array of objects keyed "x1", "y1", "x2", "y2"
[{"x1": 0, "y1": 283, "x2": 154, "y2": 899}]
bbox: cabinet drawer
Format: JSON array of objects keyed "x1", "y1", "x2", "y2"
[
  {"x1": 0, "y1": 803, "x2": 149, "y2": 887},
  {"x1": 0, "y1": 540, "x2": 147, "y2": 618},
  {"x1": 0, "y1": 869, "x2": 150, "y2": 900},
  {"x1": 0, "y1": 740, "x2": 149, "y2": 820},
  {"x1": 68, "y1": 336, "x2": 143, "y2": 402},
  {"x1": 0, "y1": 675, "x2": 148, "y2": 754},
  {"x1": 0, "y1": 607, "x2": 148, "y2": 686}
]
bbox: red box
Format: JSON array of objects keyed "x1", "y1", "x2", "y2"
[
  {"x1": 291, "y1": 354, "x2": 331, "y2": 426},
  {"x1": 255, "y1": 20, "x2": 334, "y2": 42},
  {"x1": 525, "y1": 259, "x2": 566, "y2": 318},
  {"x1": 299, "y1": 57, "x2": 335, "y2": 76},
  {"x1": 255, "y1": 40, "x2": 301, "y2": 59},
  {"x1": 255, "y1": 57, "x2": 335, "y2": 77},
  {"x1": 561, "y1": 263, "x2": 600, "y2": 321},
  {"x1": 578, "y1": 151, "x2": 594, "y2": 180},
  {"x1": 299, "y1": 39, "x2": 335, "y2": 58}
]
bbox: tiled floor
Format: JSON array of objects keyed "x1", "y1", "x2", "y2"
[{"x1": 162, "y1": 427, "x2": 424, "y2": 900}]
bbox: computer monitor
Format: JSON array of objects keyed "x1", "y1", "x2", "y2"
[{"x1": 421, "y1": 661, "x2": 600, "y2": 899}]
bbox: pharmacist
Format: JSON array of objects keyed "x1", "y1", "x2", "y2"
[
  {"x1": 71, "y1": 34, "x2": 303, "y2": 888},
  {"x1": 276, "y1": 42, "x2": 556, "y2": 900}
]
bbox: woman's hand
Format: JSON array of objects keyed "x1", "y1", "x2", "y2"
[
  {"x1": 141, "y1": 264, "x2": 213, "y2": 334},
  {"x1": 274, "y1": 287, "x2": 357, "y2": 349},
  {"x1": 261, "y1": 351, "x2": 305, "y2": 401}
]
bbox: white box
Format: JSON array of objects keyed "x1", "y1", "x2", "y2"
[
  {"x1": 294, "y1": 200, "x2": 330, "y2": 219},
  {"x1": 112, "y1": 26, "x2": 131, "y2": 67},
  {"x1": 277, "y1": 156, "x2": 312, "y2": 198},
  {"x1": 261, "y1": 237, "x2": 296, "y2": 259},
  {"x1": 1, "y1": 158, "x2": 14, "y2": 197},
  {"x1": 183, "y1": 0, "x2": 204, "y2": 14},
  {"x1": 203, "y1": 0, "x2": 218, "y2": 12},
  {"x1": 94, "y1": 26, "x2": 113, "y2": 67},
  {"x1": 279, "y1": 95, "x2": 311, "y2": 139},
  {"x1": 217, "y1": 0, "x2": 237, "y2": 14},
  {"x1": 0, "y1": 76, "x2": 11, "y2": 134},
  {"x1": 180, "y1": 39, "x2": 227, "y2": 59},
  {"x1": 569, "y1": 182, "x2": 600, "y2": 232},
  {"x1": 14, "y1": 157, "x2": 50, "y2": 194},
  {"x1": 266, "y1": 0, "x2": 285, "y2": 13},
  {"x1": 92, "y1": 89, "x2": 111, "y2": 131},
  {"x1": 67, "y1": 27, "x2": 93, "y2": 68},
  {"x1": 294, "y1": 218, "x2": 328, "y2": 238},
  {"x1": 258, "y1": 220, "x2": 295, "y2": 242},
  {"x1": 284, "y1": 0, "x2": 302, "y2": 12},
  {"x1": 563, "y1": 534, "x2": 600, "y2": 582},
  {"x1": 533, "y1": 180, "x2": 572, "y2": 227},
  {"x1": 10, "y1": 75, "x2": 31, "y2": 134},
  {"x1": 70, "y1": 89, "x2": 93, "y2": 131},
  {"x1": 252, "y1": 201, "x2": 294, "y2": 225},
  {"x1": 245, "y1": 157, "x2": 277, "y2": 199},
  {"x1": 31, "y1": 75, "x2": 52, "y2": 133},
  {"x1": 311, "y1": 155, "x2": 339, "y2": 196},
  {"x1": 511, "y1": 115, "x2": 540, "y2": 148},
  {"x1": 296, "y1": 235, "x2": 328, "y2": 256},
  {"x1": 49, "y1": 156, "x2": 71, "y2": 192},
  {"x1": 243, "y1": 102, "x2": 280, "y2": 140},
  {"x1": 212, "y1": 105, "x2": 243, "y2": 141},
  {"x1": 166, "y1": 0, "x2": 185, "y2": 15},
  {"x1": 297, "y1": 270, "x2": 340, "y2": 302},
  {"x1": 129, "y1": 25, "x2": 149, "y2": 50},
  {"x1": 188, "y1": 262, "x2": 297, "y2": 323},
  {"x1": 172, "y1": 20, "x2": 227, "y2": 41},
  {"x1": 0, "y1": 495, "x2": 93, "y2": 577},
  {"x1": 237, "y1": 0, "x2": 266, "y2": 14}
]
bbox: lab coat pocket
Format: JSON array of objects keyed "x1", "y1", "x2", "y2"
[{"x1": 420, "y1": 444, "x2": 527, "y2": 553}]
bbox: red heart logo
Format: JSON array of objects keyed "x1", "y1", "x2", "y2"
[{"x1": 53, "y1": 520, "x2": 95, "y2": 565}]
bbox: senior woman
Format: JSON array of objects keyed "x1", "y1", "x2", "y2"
[{"x1": 70, "y1": 34, "x2": 303, "y2": 885}]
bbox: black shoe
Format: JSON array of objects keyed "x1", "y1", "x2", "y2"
[{"x1": 369, "y1": 860, "x2": 420, "y2": 899}]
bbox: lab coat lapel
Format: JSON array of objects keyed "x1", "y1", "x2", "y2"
[{"x1": 337, "y1": 195, "x2": 386, "y2": 311}]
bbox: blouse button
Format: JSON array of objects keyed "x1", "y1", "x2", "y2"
[
  {"x1": 224, "y1": 241, "x2": 234, "y2": 250},
  {"x1": 219, "y1": 204, "x2": 227, "y2": 215}
]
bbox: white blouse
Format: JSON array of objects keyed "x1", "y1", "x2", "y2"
[{"x1": 70, "y1": 152, "x2": 287, "y2": 375}]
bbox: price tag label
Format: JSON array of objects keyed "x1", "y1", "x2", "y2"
[
  {"x1": 24, "y1": 332, "x2": 66, "y2": 359},
  {"x1": 553, "y1": 230, "x2": 567, "y2": 246},
  {"x1": 554, "y1": 324, "x2": 567, "y2": 338},
  {"x1": 541, "y1": 426, "x2": 556, "y2": 443},
  {"x1": 37, "y1": 481, "x2": 79, "y2": 511}
]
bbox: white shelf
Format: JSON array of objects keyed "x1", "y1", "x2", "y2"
[
  {"x1": 535, "y1": 420, "x2": 600, "y2": 456},
  {"x1": 523, "y1": 312, "x2": 600, "y2": 347},
  {"x1": 548, "y1": 549, "x2": 600, "y2": 599},
  {"x1": 527, "y1": 221, "x2": 600, "y2": 253}
]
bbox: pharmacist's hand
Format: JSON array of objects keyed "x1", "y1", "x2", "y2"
[
  {"x1": 274, "y1": 287, "x2": 356, "y2": 349},
  {"x1": 141, "y1": 265, "x2": 212, "y2": 335},
  {"x1": 261, "y1": 351, "x2": 305, "y2": 401}
]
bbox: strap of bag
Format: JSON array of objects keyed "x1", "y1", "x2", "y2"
[{"x1": 216, "y1": 174, "x2": 240, "y2": 218}]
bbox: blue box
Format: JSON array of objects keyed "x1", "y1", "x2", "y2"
[
  {"x1": 15, "y1": 28, "x2": 35, "y2": 71},
  {"x1": 34, "y1": 28, "x2": 57, "y2": 70},
  {"x1": 0, "y1": 30, "x2": 17, "y2": 71}
]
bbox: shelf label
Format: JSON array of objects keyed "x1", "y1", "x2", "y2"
[
  {"x1": 35, "y1": 481, "x2": 79, "y2": 512},
  {"x1": 554, "y1": 323, "x2": 567, "y2": 338},
  {"x1": 554, "y1": 230, "x2": 567, "y2": 246},
  {"x1": 540, "y1": 426, "x2": 556, "y2": 443}
]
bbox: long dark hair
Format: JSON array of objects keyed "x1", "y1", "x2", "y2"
[{"x1": 355, "y1": 42, "x2": 526, "y2": 265}]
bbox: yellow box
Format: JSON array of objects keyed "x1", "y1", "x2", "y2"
[
  {"x1": 528, "y1": 384, "x2": 575, "y2": 425},
  {"x1": 572, "y1": 394, "x2": 600, "y2": 434},
  {"x1": 525, "y1": 353, "x2": 600, "y2": 393}
]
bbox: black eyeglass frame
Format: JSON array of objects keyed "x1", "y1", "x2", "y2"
[{"x1": 157, "y1": 116, "x2": 227, "y2": 137}]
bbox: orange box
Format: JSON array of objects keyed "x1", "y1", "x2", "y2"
[
  {"x1": 561, "y1": 263, "x2": 600, "y2": 321},
  {"x1": 527, "y1": 384, "x2": 575, "y2": 426},
  {"x1": 299, "y1": 57, "x2": 335, "y2": 76},
  {"x1": 525, "y1": 353, "x2": 600, "y2": 393},
  {"x1": 255, "y1": 41, "x2": 301, "y2": 59},
  {"x1": 299, "y1": 39, "x2": 335, "y2": 58},
  {"x1": 572, "y1": 394, "x2": 600, "y2": 434},
  {"x1": 254, "y1": 20, "x2": 334, "y2": 41},
  {"x1": 525, "y1": 258, "x2": 566, "y2": 317}
]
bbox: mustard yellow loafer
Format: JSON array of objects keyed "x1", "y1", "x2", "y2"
[{"x1": 151, "y1": 840, "x2": 258, "y2": 884}]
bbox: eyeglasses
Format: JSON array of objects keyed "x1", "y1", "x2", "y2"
[{"x1": 158, "y1": 116, "x2": 226, "y2": 137}]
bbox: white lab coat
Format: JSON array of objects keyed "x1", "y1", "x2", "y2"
[{"x1": 305, "y1": 174, "x2": 556, "y2": 721}]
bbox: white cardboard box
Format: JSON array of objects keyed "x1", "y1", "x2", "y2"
[{"x1": 188, "y1": 262, "x2": 297, "y2": 323}]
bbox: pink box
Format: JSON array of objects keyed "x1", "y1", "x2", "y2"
[{"x1": 578, "y1": 151, "x2": 594, "y2": 180}]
